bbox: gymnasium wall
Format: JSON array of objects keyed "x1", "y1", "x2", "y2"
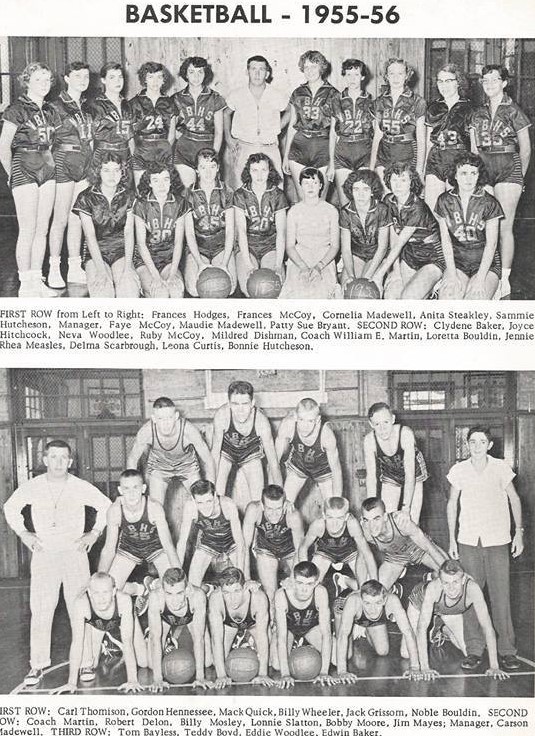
[{"x1": 123, "y1": 38, "x2": 427, "y2": 99}]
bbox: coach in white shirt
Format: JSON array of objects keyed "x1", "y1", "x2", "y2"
[
  {"x1": 224, "y1": 55, "x2": 289, "y2": 188},
  {"x1": 4, "y1": 440, "x2": 111, "y2": 687},
  {"x1": 446, "y1": 426, "x2": 524, "y2": 673}
]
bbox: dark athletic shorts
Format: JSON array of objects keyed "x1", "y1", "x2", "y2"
[
  {"x1": 289, "y1": 132, "x2": 330, "y2": 168},
  {"x1": 479, "y1": 151, "x2": 523, "y2": 187},
  {"x1": 334, "y1": 138, "x2": 371, "y2": 171},
  {"x1": 10, "y1": 150, "x2": 55, "y2": 188}
]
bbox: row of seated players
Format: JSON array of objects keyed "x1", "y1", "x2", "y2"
[{"x1": 52, "y1": 475, "x2": 511, "y2": 693}]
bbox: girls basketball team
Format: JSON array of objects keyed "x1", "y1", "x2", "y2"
[{"x1": 0, "y1": 51, "x2": 531, "y2": 299}]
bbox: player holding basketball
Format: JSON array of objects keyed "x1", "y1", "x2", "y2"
[
  {"x1": 470, "y1": 65, "x2": 531, "y2": 298},
  {"x1": 234, "y1": 153, "x2": 288, "y2": 295},
  {"x1": 283, "y1": 51, "x2": 337, "y2": 201},
  {"x1": 0, "y1": 62, "x2": 60, "y2": 297},
  {"x1": 372, "y1": 163, "x2": 443, "y2": 299},
  {"x1": 52, "y1": 572, "x2": 143, "y2": 693},
  {"x1": 177, "y1": 480, "x2": 245, "y2": 586},
  {"x1": 211, "y1": 380, "x2": 282, "y2": 503},
  {"x1": 276, "y1": 398, "x2": 343, "y2": 506},
  {"x1": 242, "y1": 484, "x2": 304, "y2": 613},
  {"x1": 130, "y1": 62, "x2": 175, "y2": 188},
  {"x1": 4, "y1": 440, "x2": 110, "y2": 687},
  {"x1": 98, "y1": 469, "x2": 179, "y2": 590},
  {"x1": 360, "y1": 498, "x2": 448, "y2": 591},
  {"x1": 364, "y1": 402, "x2": 428, "y2": 522},
  {"x1": 339, "y1": 169, "x2": 391, "y2": 290},
  {"x1": 209, "y1": 567, "x2": 273, "y2": 688},
  {"x1": 298, "y1": 496, "x2": 377, "y2": 585},
  {"x1": 72, "y1": 152, "x2": 140, "y2": 297},
  {"x1": 336, "y1": 580, "x2": 421, "y2": 683},
  {"x1": 48, "y1": 61, "x2": 93, "y2": 289},
  {"x1": 370, "y1": 58, "x2": 426, "y2": 186},
  {"x1": 332, "y1": 59, "x2": 374, "y2": 205},
  {"x1": 435, "y1": 153, "x2": 503, "y2": 300},
  {"x1": 274, "y1": 561, "x2": 335, "y2": 688},
  {"x1": 148, "y1": 567, "x2": 211, "y2": 691},
  {"x1": 127, "y1": 396, "x2": 215, "y2": 505},
  {"x1": 184, "y1": 148, "x2": 236, "y2": 296},
  {"x1": 173, "y1": 57, "x2": 226, "y2": 190},
  {"x1": 133, "y1": 162, "x2": 189, "y2": 298},
  {"x1": 405, "y1": 559, "x2": 508, "y2": 680}
]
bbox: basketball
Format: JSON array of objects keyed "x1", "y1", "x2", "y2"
[
  {"x1": 225, "y1": 647, "x2": 259, "y2": 682},
  {"x1": 344, "y1": 278, "x2": 381, "y2": 299},
  {"x1": 247, "y1": 268, "x2": 282, "y2": 299},
  {"x1": 162, "y1": 648, "x2": 196, "y2": 684},
  {"x1": 197, "y1": 267, "x2": 232, "y2": 298},
  {"x1": 288, "y1": 645, "x2": 322, "y2": 680}
]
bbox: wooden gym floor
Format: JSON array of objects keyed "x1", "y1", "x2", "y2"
[{"x1": 3, "y1": 568, "x2": 533, "y2": 698}]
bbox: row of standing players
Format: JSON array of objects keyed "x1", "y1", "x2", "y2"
[
  {"x1": 0, "y1": 53, "x2": 531, "y2": 298},
  {"x1": 4, "y1": 384, "x2": 525, "y2": 691}
]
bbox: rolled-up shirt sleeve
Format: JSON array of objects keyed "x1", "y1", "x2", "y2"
[{"x1": 4, "y1": 485, "x2": 31, "y2": 537}]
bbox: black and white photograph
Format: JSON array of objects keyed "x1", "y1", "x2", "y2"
[
  {"x1": 0, "y1": 37, "x2": 533, "y2": 300},
  {"x1": 0, "y1": 368, "x2": 533, "y2": 696}
]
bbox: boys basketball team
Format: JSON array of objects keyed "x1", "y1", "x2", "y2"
[
  {"x1": 4, "y1": 382, "x2": 525, "y2": 691},
  {"x1": 0, "y1": 51, "x2": 531, "y2": 299}
]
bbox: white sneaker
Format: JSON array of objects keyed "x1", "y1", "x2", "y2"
[
  {"x1": 48, "y1": 258, "x2": 66, "y2": 289},
  {"x1": 79, "y1": 667, "x2": 95, "y2": 682},
  {"x1": 67, "y1": 261, "x2": 87, "y2": 285},
  {"x1": 24, "y1": 668, "x2": 43, "y2": 686},
  {"x1": 38, "y1": 278, "x2": 62, "y2": 298}
]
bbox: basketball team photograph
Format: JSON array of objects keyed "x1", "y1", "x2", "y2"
[
  {"x1": 0, "y1": 37, "x2": 533, "y2": 300},
  {"x1": 0, "y1": 367, "x2": 533, "y2": 697}
]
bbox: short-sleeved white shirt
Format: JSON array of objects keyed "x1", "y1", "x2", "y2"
[
  {"x1": 447, "y1": 456, "x2": 515, "y2": 546},
  {"x1": 227, "y1": 84, "x2": 289, "y2": 145}
]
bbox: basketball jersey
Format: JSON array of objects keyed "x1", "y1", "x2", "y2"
[
  {"x1": 3, "y1": 95, "x2": 61, "y2": 150},
  {"x1": 73, "y1": 185, "x2": 134, "y2": 253},
  {"x1": 339, "y1": 200, "x2": 392, "y2": 260},
  {"x1": 117, "y1": 497, "x2": 163, "y2": 561},
  {"x1": 146, "y1": 417, "x2": 200, "y2": 478},
  {"x1": 133, "y1": 194, "x2": 190, "y2": 249},
  {"x1": 51, "y1": 92, "x2": 93, "y2": 148},
  {"x1": 290, "y1": 82, "x2": 338, "y2": 137},
  {"x1": 187, "y1": 184, "x2": 234, "y2": 258},
  {"x1": 173, "y1": 86, "x2": 226, "y2": 142},
  {"x1": 470, "y1": 94, "x2": 531, "y2": 151},
  {"x1": 372, "y1": 512, "x2": 426, "y2": 566},
  {"x1": 384, "y1": 193, "x2": 441, "y2": 255},
  {"x1": 220, "y1": 407, "x2": 264, "y2": 466},
  {"x1": 287, "y1": 418, "x2": 331, "y2": 481},
  {"x1": 88, "y1": 96, "x2": 133, "y2": 148},
  {"x1": 374, "y1": 426, "x2": 428, "y2": 489},
  {"x1": 161, "y1": 599, "x2": 194, "y2": 628},
  {"x1": 196, "y1": 503, "x2": 234, "y2": 553},
  {"x1": 130, "y1": 92, "x2": 174, "y2": 141},
  {"x1": 254, "y1": 503, "x2": 295, "y2": 559},
  {"x1": 409, "y1": 577, "x2": 472, "y2": 616},
  {"x1": 354, "y1": 599, "x2": 394, "y2": 628},
  {"x1": 435, "y1": 189, "x2": 504, "y2": 250},
  {"x1": 233, "y1": 186, "x2": 289, "y2": 250},
  {"x1": 223, "y1": 592, "x2": 256, "y2": 633},
  {"x1": 373, "y1": 90, "x2": 426, "y2": 139},
  {"x1": 285, "y1": 589, "x2": 320, "y2": 638},
  {"x1": 333, "y1": 90, "x2": 374, "y2": 141},
  {"x1": 315, "y1": 517, "x2": 358, "y2": 563},
  {"x1": 87, "y1": 596, "x2": 122, "y2": 640},
  {"x1": 425, "y1": 98, "x2": 471, "y2": 150}
]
